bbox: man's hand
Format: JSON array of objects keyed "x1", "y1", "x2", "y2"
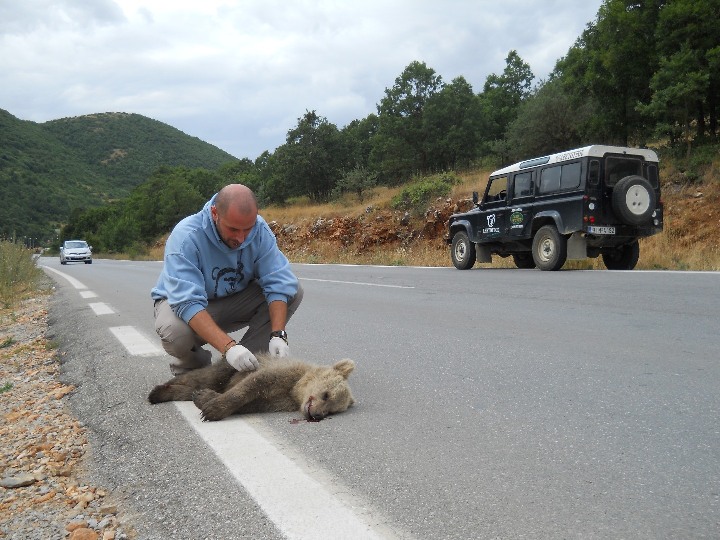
[
  {"x1": 225, "y1": 344, "x2": 259, "y2": 372},
  {"x1": 269, "y1": 336, "x2": 290, "y2": 357}
]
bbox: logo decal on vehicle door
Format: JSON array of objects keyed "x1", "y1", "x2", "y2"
[
  {"x1": 483, "y1": 214, "x2": 500, "y2": 234},
  {"x1": 510, "y1": 211, "x2": 524, "y2": 229}
]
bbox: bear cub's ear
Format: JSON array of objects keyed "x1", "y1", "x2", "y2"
[{"x1": 333, "y1": 359, "x2": 355, "y2": 379}]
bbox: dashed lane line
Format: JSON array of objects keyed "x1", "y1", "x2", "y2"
[
  {"x1": 40, "y1": 265, "x2": 163, "y2": 357},
  {"x1": 109, "y1": 326, "x2": 164, "y2": 357},
  {"x1": 89, "y1": 302, "x2": 115, "y2": 315}
]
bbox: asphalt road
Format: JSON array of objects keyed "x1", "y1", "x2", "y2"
[{"x1": 40, "y1": 257, "x2": 720, "y2": 539}]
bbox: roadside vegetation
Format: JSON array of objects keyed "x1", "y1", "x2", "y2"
[
  {"x1": 110, "y1": 154, "x2": 717, "y2": 271},
  {"x1": 0, "y1": 242, "x2": 46, "y2": 309}
]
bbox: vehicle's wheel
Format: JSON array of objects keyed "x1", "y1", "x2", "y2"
[
  {"x1": 451, "y1": 231, "x2": 476, "y2": 270},
  {"x1": 85, "y1": 260, "x2": 92, "y2": 264},
  {"x1": 612, "y1": 175, "x2": 656, "y2": 225},
  {"x1": 531, "y1": 225, "x2": 567, "y2": 271},
  {"x1": 512, "y1": 252, "x2": 536, "y2": 269},
  {"x1": 60, "y1": 260, "x2": 66, "y2": 265},
  {"x1": 602, "y1": 241, "x2": 640, "y2": 270}
]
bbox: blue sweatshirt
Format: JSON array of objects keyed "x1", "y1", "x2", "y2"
[{"x1": 151, "y1": 194, "x2": 299, "y2": 323}]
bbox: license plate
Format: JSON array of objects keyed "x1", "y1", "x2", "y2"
[{"x1": 587, "y1": 226, "x2": 615, "y2": 235}]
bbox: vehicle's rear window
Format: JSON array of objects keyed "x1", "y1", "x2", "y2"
[{"x1": 605, "y1": 157, "x2": 642, "y2": 186}]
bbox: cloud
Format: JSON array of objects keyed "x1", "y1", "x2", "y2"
[{"x1": 0, "y1": 0, "x2": 602, "y2": 160}]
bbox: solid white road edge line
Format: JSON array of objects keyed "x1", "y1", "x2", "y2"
[
  {"x1": 109, "y1": 326, "x2": 164, "y2": 357},
  {"x1": 175, "y1": 402, "x2": 403, "y2": 540},
  {"x1": 41, "y1": 265, "x2": 88, "y2": 289},
  {"x1": 300, "y1": 277, "x2": 415, "y2": 289}
]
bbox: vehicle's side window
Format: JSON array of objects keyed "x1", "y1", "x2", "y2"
[
  {"x1": 588, "y1": 160, "x2": 600, "y2": 185},
  {"x1": 539, "y1": 166, "x2": 561, "y2": 194},
  {"x1": 646, "y1": 164, "x2": 659, "y2": 188},
  {"x1": 483, "y1": 176, "x2": 508, "y2": 205},
  {"x1": 540, "y1": 163, "x2": 581, "y2": 194},
  {"x1": 560, "y1": 162, "x2": 581, "y2": 190},
  {"x1": 512, "y1": 172, "x2": 533, "y2": 198}
]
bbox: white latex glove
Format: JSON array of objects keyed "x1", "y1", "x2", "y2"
[
  {"x1": 225, "y1": 344, "x2": 259, "y2": 372},
  {"x1": 269, "y1": 336, "x2": 290, "y2": 357}
]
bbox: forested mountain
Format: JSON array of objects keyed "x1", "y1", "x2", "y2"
[{"x1": 0, "y1": 109, "x2": 237, "y2": 243}]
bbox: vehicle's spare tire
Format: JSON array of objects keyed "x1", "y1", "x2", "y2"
[{"x1": 612, "y1": 175, "x2": 656, "y2": 225}]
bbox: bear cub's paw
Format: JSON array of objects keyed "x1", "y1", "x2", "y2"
[
  {"x1": 148, "y1": 384, "x2": 172, "y2": 404},
  {"x1": 192, "y1": 389, "x2": 229, "y2": 422},
  {"x1": 192, "y1": 388, "x2": 219, "y2": 408}
]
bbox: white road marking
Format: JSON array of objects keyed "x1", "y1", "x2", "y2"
[
  {"x1": 301, "y1": 277, "x2": 414, "y2": 289},
  {"x1": 89, "y1": 302, "x2": 115, "y2": 315},
  {"x1": 43, "y1": 261, "x2": 404, "y2": 537},
  {"x1": 40, "y1": 265, "x2": 88, "y2": 289},
  {"x1": 109, "y1": 326, "x2": 163, "y2": 357},
  {"x1": 176, "y1": 403, "x2": 398, "y2": 540},
  {"x1": 40, "y1": 266, "x2": 163, "y2": 357}
]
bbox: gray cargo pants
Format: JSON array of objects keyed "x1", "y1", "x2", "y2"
[{"x1": 153, "y1": 281, "x2": 303, "y2": 373}]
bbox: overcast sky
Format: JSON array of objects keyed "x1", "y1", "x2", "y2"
[{"x1": 1, "y1": 0, "x2": 603, "y2": 160}]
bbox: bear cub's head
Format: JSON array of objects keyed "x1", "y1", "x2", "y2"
[{"x1": 296, "y1": 359, "x2": 355, "y2": 421}]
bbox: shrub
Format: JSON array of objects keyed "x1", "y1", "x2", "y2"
[
  {"x1": 390, "y1": 172, "x2": 460, "y2": 214},
  {"x1": 0, "y1": 241, "x2": 44, "y2": 308},
  {"x1": 332, "y1": 167, "x2": 378, "y2": 202}
]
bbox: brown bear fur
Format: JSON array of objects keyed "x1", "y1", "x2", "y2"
[{"x1": 148, "y1": 354, "x2": 355, "y2": 422}]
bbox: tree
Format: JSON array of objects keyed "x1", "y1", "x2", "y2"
[
  {"x1": 372, "y1": 61, "x2": 443, "y2": 181},
  {"x1": 61, "y1": 205, "x2": 120, "y2": 251},
  {"x1": 340, "y1": 114, "x2": 378, "y2": 170},
  {"x1": 217, "y1": 158, "x2": 260, "y2": 192},
  {"x1": 479, "y1": 50, "x2": 534, "y2": 141},
  {"x1": 505, "y1": 79, "x2": 591, "y2": 160},
  {"x1": 423, "y1": 76, "x2": 484, "y2": 170},
  {"x1": 637, "y1": 44, "x2": 710, "y2": 154},
  {"x1": 554, "y1": 0, "x2": 665, "y2": 145},
  {"x1": 644, "y1": 0, "x2": 720, "y2": 143},
  {"x1": 252, "y1": 151, "x2": 284, "y2": 206},
  {"x1": 274, "y1": 111, "x2": 344, "y2": 202},
  {"x1": 331, "y1": 166, "x2": 377, "y2": 202},
  {"x1": 123, "y1": 167, "x2": 205, "y2": 240}
]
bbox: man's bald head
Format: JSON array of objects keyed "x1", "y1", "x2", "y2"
[{"x1": 215, "y1": 184, "x2": 258, "y2": 217}]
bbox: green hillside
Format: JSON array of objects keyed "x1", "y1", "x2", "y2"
[{"x1": 0, "y1": 109, "x2": 237, "y2": 243}]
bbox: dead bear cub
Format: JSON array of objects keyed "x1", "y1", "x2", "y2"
[{"x1": 148, "y1": 354, "x2": 355, "y2": 422}]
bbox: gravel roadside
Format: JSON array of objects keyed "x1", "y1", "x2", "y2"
[{"x1": 0, "y1": 289, "x2": 135, "y2": 540}]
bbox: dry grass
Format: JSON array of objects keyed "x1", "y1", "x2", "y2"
[
  {"x1": 284, "y1": 240, "x2": 452, "y2": 267},
  {"x1": 144, "y1": 164, "x2": 720, "y2": 271},
  {"x1": 640, "y1": 227, "x2": 720, "y2": 271},
  {"x1": 0, "y1": 243, "x2": 45, "y2": 308},
  {"x1": 261, "y1": 185, "x2": 407, "y2": 223}
]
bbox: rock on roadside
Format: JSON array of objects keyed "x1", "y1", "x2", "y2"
[{"x1": 0, "y1": 291, "x2": 135, "y2": 540}]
